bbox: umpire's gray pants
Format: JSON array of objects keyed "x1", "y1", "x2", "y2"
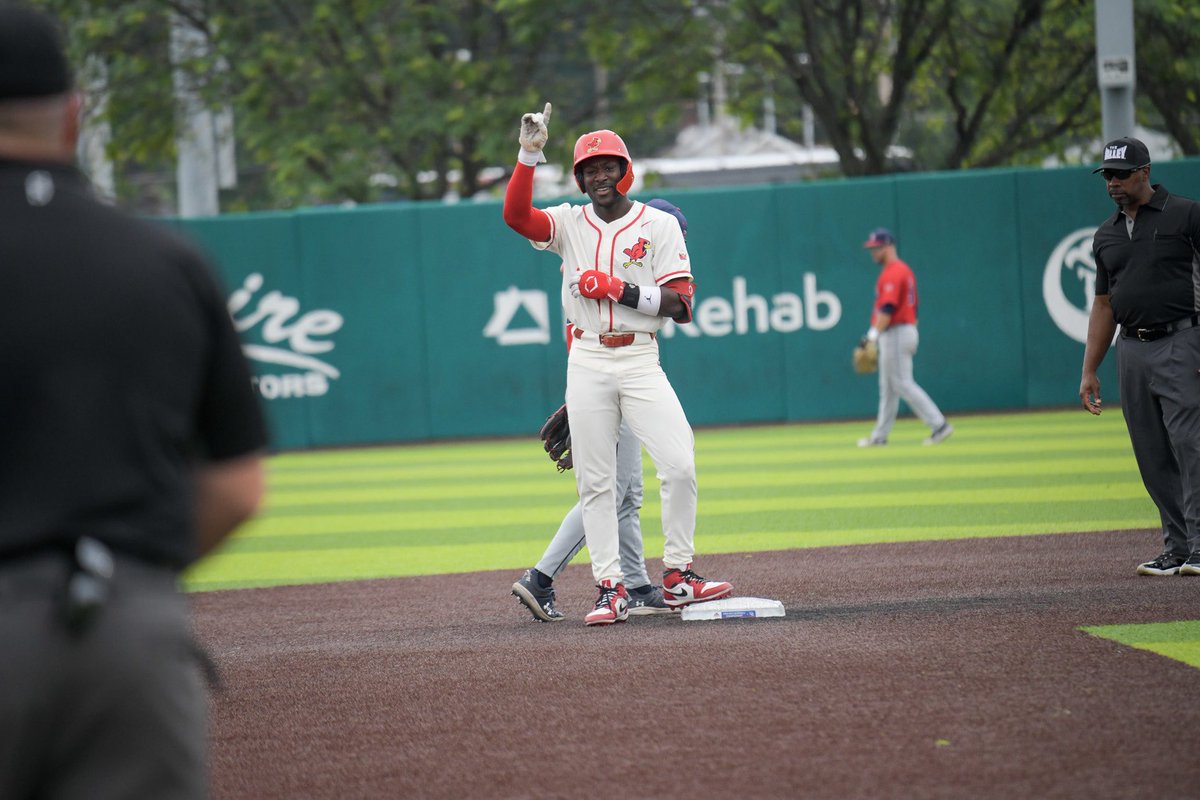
[
  {"x1": 0, "y1": 552, "x2": 208, "y2": 800},
  {"x1": 870, "y1": 324, "x2": 946, "y2": 442},
  {"x1": 535, "y1": 419, "x2": 652, "y2": 589},
  {"x1": 1117, "y1": 325, "x2": 1200, "y2": 556}
]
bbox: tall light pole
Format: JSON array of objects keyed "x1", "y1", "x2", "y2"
[{"x1": 1095, "y1": 0, "x2": 1136, "y2": 141}]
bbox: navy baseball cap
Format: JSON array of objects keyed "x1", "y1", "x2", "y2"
[
  {"x1": 646, "y1": 198, "x2": 688, "y2": 239},
  {"x1": 0, "y1": 5, "x2": 73, "y2": 101},
  {"x1": 863, "y1": 227, "x2": 895, "y2": 248},
  {"x1": 1092, "y1": 136, "x2": 1151, "y2": 173}
]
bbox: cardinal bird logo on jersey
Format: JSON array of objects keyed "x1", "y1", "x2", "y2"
[{"x1": 622, "y1": 237, "x2": 651, "y2": 268}]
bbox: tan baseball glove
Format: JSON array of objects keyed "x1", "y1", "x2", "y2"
[{"x1": 852, "y1": 338, "x2": 878, "y2": 374}]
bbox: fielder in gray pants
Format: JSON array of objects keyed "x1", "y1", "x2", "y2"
[
  {"x1": 857, "y1": 227, "x2": 953, "y2": 448},
  {"x1": 868, "y1": 324, "x2": 949, "y2": 444},
  {"x1": 512, "y1": 419, "x2": 673, "y2": 620}
]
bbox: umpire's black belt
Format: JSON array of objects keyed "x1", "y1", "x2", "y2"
[{"x1": 1121, "y1": 314, "x2": 1200, "y2": 342}]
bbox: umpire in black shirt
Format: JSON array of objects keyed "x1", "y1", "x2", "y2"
[
  {"x1": 0, "y1": 6, "x2": 268, "y2": 799},
  {"x1": 1079, "y1": 136, "x2": 1200, "y2": 577}
]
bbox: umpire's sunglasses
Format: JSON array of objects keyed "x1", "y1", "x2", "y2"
[{"x1": 1100, "y1": 166, "x2": 1146, "y2": 181}]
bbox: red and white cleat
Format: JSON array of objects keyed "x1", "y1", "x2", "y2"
[
  {"x1": 661, "y1": 564, "x2": 733, "y2": 608},
  {"x1": 584, "y1": 579, "x2": 629, "y2": 626}
]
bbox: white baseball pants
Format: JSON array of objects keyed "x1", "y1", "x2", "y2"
[
  {"x1": 566, "y1": 337, "x2": 696, "y2": 584},
  {"x1": 533, "y1": 419, "x2": 652, "y2": 588}
]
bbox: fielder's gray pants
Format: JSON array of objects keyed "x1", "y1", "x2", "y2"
[
  {"x1": 870, "y1": 324, "x2": 947, "y2": 442},
  {"x1": 0, "y1": 552, "x2": 208, "y2": 800},
  {"x1": 1117, "y1": 326, "x2": 1200, "y2": 556},
  {"x1": 535, "y1": 419, "x2": 653, "y2": 589}
]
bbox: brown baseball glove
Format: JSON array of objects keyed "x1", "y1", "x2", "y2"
[
  {"x1": 538, "y1": 404, "x2": 572, "y2": 472},
  {"x1": 852, "y1": 339, "x2": 878, "y2": 374}
]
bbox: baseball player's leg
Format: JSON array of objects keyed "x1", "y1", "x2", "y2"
[
  {"x1": 1119, "y1": 337, "x2": 1191, "y2": 557},
  {"x1": 517, "y1": 420, "x2": 651, "y2": 621},
  {"x1": 513, "y1": 501, "x2": 580, "y2": 621},
  {"x1": 871, "y1": 328, "x2": 902, "y2": 441},
  {"x1": 614, "y1": 418, "x2": 652, "y2": 589},
  {"x1": 891, "y1": 326, "x2": 947, "y2": 430},
  {"x1": 566, "y1": 349, "x2": 623, "y2": 584},
  {"x1": 534, "y1": 502, "x2": 587, "y2": 580},
  {"x1": 619, "y1": 349, "x2": 732, "y2": 608},
  {"x1": 617, "y1": 348, "x2": 696, "y2": 571},
  {"x1": 531, "y1": 421, "x2": 646, "y2": 582}
]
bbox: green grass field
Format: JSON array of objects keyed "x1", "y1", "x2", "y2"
[
  {"x1": 1083, "y1": 621, "x2": 1200, "y2": 669},
  {"x1": 184, "y1": 408, "x2": 1160, "y2": 592}
]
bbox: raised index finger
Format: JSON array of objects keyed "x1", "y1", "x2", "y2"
[{"x1": 542, "y1": 102, "x2": 552, "y2": 125}]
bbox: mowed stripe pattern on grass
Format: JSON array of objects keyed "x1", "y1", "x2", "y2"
[{"x1": 184, "y1": 409, "x2": 1158, "y2": 591}]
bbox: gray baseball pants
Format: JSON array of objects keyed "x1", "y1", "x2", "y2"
[
  {"x1": 535, "y1": 418, "x2": 653, "y2": 589},
  {"x1": 1117, "y1": 325, "x2": 1200, "y2": 556},
  {"x1": 870, "y1": 324, "x2": 947, "y2": 442}
]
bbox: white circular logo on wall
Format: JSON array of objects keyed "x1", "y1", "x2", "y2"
[{"x1": 1043, "y1": 227, "x2": 1098, "y2": 344}]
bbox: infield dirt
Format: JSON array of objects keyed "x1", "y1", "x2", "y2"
[{"x1": 193, "y1": 529, "x2": 1199, "y2": 799}]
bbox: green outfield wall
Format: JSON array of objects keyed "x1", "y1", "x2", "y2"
[{"x1": 175, "y1": 159, "x2": 1200, "y2": 450}]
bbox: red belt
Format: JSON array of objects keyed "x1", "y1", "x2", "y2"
[{"x1": 571, "y1": 328, "x2": 655, "y2": 348}]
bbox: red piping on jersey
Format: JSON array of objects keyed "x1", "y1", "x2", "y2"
[{"x1": 581, "y1": 205, "x2": 646, "y2": 331}]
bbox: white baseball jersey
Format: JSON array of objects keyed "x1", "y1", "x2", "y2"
[{"x1": 531, "y1": 201, "x2": 692, "y2": 334}]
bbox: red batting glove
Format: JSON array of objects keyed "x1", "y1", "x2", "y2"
[{"x1": 578, "y1": 269, "x2": 625, "y2": 302}]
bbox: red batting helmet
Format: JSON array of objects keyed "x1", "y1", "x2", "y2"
[{"x1": 572, "y1": 130, "x2": 634, "y2": 195}]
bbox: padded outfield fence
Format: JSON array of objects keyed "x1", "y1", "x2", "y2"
[{"x1": 171, "y1": 158, "x2": 1200, "y2": 451}]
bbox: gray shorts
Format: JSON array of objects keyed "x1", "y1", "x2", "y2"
[{"x1": 0, "y1": 551, "x2": 208, "y2": 800}]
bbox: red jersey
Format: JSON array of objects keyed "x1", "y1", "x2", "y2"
[{"x1": 872, "y1": 257, "x2": 919, "y2": 326}]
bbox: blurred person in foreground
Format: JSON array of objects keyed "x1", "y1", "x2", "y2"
[
  {"x1": 1079, "y1": 136, "x2": 1200, "y2": 577},
  {"x1": 0, "y1": 6, "x2": 268, "y2": 798}
]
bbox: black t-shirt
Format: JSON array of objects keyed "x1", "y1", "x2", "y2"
[
  {"x1": 0, "y1": 160, "x2": 268, "y2": 569},
  {"x1": 1093, "y1": 184, "x2": 1200, "y2": 328}
]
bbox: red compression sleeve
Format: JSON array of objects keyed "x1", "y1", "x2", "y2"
[{"x1": 502, "y1": 163, "x2": 552, "y2": 242}]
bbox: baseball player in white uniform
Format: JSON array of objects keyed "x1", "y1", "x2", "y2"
[
  {"x1": 511, "y1": 200, "x2": 692, "y2": 623},
  {"x1": 503, "y1": 102, "x2": 732, "y2": 626}
]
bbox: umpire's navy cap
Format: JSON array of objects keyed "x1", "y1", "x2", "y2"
[
  {"x1": 0, "y1": 5, "x2": 73, "y2": 101},
  {"x1": 863, "y1": 227, "x2": 896, "y2": 248},
  {"x1": 1092, "y1": 137, "x2": 1151, "y2": 173}
]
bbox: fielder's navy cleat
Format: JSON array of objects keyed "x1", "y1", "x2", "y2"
[
  {"x1": 923, "y1": 423, "x2": 954, "y2": 446},
  {"x1": 626, "y1": 584, "x2": 676, "y2": 616},
  {"x1": 512, "y1": 569, "x2": 565, "y2": 622}
]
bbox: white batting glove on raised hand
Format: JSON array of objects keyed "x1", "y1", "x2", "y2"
[
  {"x1": 518, "y1": 102, "x2": 552, "y2": 166},
  {"x1": 568, "y1": 272, "x2": 582, "y2": 299}
]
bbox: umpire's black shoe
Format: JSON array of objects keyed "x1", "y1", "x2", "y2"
[
  {"x1": 1136, "y1": 552, "x2": 1187, "y2": 576},
  {"x1": 512, "y1": 569, "x2": 565, "y2": 622},
  {"x1": 1179, "y1": 553, "x2": 1200, "y2": 576}
]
